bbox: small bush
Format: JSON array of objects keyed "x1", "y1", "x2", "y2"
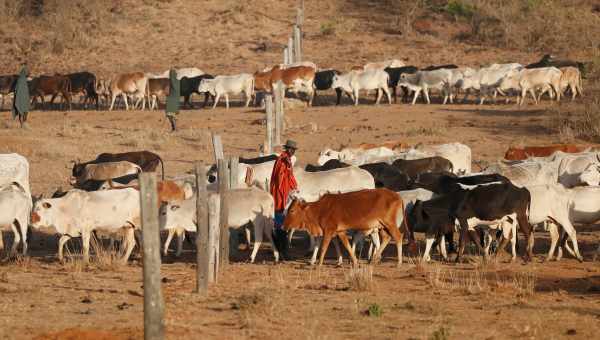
[
  {"x1": 320, "y1": 20, "x2": 336, "y2": 36},
  {"x1": 366, "y1": 303, "x2": 383, "y2": 317},
  {"x1": 345, "y1": 265, "x2": 374, "y2": 291},
  {"x1": 445, "y1": 1, "x2": 474, "y2": 19},
  {"x1": 430, "y1": 326, "x2": 450, "y2": 340}
]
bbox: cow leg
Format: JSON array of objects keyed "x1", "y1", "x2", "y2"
[
  {"x1": 353, "y1": 89, "x2": 359, "y2": 106},
  {"x1": 337, "y1": 232, "x2": 358, "y2": 266},
  {"x1": 212, "y1": 94, "x2": 220, "y2": 109},
  {"x1": 438, "y1": 235, "x2": 448, "y2": 261},
  {"x1": 529, "y1": 89, "x2": 538, "y2": 105},
  {"x1": 387, "y1": 223, "x2": 404, "y2": 266},
  {"x1": 383, "y1": 86, "x2": 391, "y2": 104},
  {"x1": 318, "y1": 232, "x2": 334, "y2": 266},
  {"x1": 175, "y1": 229, "x2": 185, "y2": 257},
  {"x1": 122, "y1": 93, "x2": 129, "y2": 110},
  {"x1": 249, "y1": 226, "x2": 262, "y2": 264},
  {"x1": 331, "y1": 238, "x2": 343, "y2": 265},
  {"x1": 263, "y1": 225, "x2": 279, "y2": 262},
  {"x1": 411, "y1": 89, "x2": 421, "y2": 105},
  {"x1": 335, "y1": 88, "x2": 342, "y2": 105},
  {"x1": 422, "y1": 236, "x2": 435, "y2": 262},
  {"x1": 58, "y1": 235, "x2": 71, "y2": 262},
  {"x1": 9, "y1": 223, "x2": 20, "y2": 256},
  {"x1": 310, "y1": 236, "x2": 320, "y2": 265},
  {"x1": 559, "y1": 220, "x2": 583, "y2": 262},
  {"x1": 224, "y1": 94, "x2": 230, "y2": 109},
  {"x1": 109, "y1": 93, "x2": 117, "y2": 111},
  {"x1": 374, "y1": 87, "x2": 383, "y2": 105},
  {"x1": 245, "y1": 227, "x2": 252, "y2": 247},
  {"x1": 163, "y1": 228, "x2": 175, "y2": 256},
  {"x1": 546, "y1": 221, "x2": 559, "y2": 261},
  {"x1": 81, "y1": 230, "x2": 91, "y2": 263},
  {"x1": 468, "y1": 229, "x2": 487, "y2": 259},
  {"x1": 369, "y1": 231, "x2": 381, "y2": 261},
  {"x1": 424, "y1": 88, "x2": 431, "y2": 104},
  {"x1": 372, "y1": 231, "x2": 391, "y2": 264},
  {"x1": 202, "y1": 93, "x2": 211, "y2": 108},
  {"x1": 121, "y1": 227, "x2": 136, "y2": 263},
  {"x1": 0, "y1": 230, "x2": 3, "y2": 252}
]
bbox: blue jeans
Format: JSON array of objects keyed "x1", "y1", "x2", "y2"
[{"x1": 274, "y1": 212, "x2": 285, "y2": 230}]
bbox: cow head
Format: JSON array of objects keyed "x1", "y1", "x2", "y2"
[
  {"x1": 578, "y1": 163, "x2": 600, "y2": 186},
  {"x1": 71, "y1": 160, "x2": 86, "y2": 178},
  {"x1": 282, "y1": 199, "x2": 320, "y2": 235},
  {"x1": 317, "y1": 149, "x2": 339, "y2": 166},
  {"x1": 197, "y1": 79, "x2": 216, "y2": 95},
  {"x1": 31, "y1": 200, "x2": 55, "y2": 229}
]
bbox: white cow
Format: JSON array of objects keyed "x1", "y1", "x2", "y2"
[
  {"x1": 399, "y1": 69, "x2": 454, "y2": 105},
  {"x1": 0, "y1": 153, "x2": 31, "y2": 198},
  {"x1": 483, "y1": 161, "x2": 558, "y2": 187},
  {"x1": 207, "y1": 156, "x2": 296, "y2": 191},
  {"x1": 404, "y1": 143, "x2": 472, "y2": 175},
  {"x1": 317, "y1": 146, "x2": 397, "y2": 166},
  {"x1": 0, "y1": 183, "x2": 31, "y2": 255},
  {"x1": 526, "y1": 184, "x2": 583, "y2": 261},
  {"x1": 461, "y1": 63, "x2": 523, "y2": 104},
  {"x1": 545, "y1": 186, "x2": 600, "y2": 261},
  {"x1": 159, "y1": 188, "x2": 279, "y2": 262},
  {"x1": 31, "y1": 188, "x2": 141, "y2": 263},
  {"x1": 363, "y1": 59, "x2": 405, "y2": 70},
  {"x1": 198, "y1": 74, "x2": 254, "y2": 109},
  {"x1": 499, "y1": 67, "x2": 562, "y2": 105},
  {"x1": 513, "y1": 151, "x2": 600, "y2": 187},
  {"x1": 331, "y1": 70, "x2": 391, "y2": 106}
]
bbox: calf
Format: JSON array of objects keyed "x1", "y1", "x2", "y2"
[
  {"x1": 392, "y1": 157, "x2": 453, "y2": 179},
  {"x1": 271, "y1": 65, "x2": 316, "y2": 106},
  {"x1": 399, "y1": 69, "x2": 453, "y2": 105},
  {"x1": 198, "y1": 74, "x2": 254, "y2": 109},
  {"x1": 71, "y1": 161, "x2": 142, "y2": 187},
  {"x1": 29, "y1": 75, "x2": 72, "y2": 110},
  {"x1": 180, "y1": 74, "x2": 214, "y2": 108},
  {"x1": 332, "y1": 70, "x2": 391, "y2": 106},
  {"x1": 72, "y1": 151, "x2": 164, "y2": 180},
  {"x1": 0, "y1": 183, "x2": 30, "y2": 255},
  {"x1": 284, "y1": 188, "x2": 406, "y2": 266}
]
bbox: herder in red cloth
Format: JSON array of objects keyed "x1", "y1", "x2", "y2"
[{"x1": 270, "y1": 139, "x2": 298, "y2": 260}]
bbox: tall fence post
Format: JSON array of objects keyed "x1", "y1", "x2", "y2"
[
  {"x1": 194, "y1": 162, "x2": 209, "y2": 294},
  {"x1": 139, "y1": 173, "x2": 165, "y2": 340},
  {"x1": 287, "y1": 37, "x2": 294, "y2": 64},
  {"x1": 274, "y1": 81, "x2": 285, "y2": 146},
  {"x1": 207, "y1": 193, "x2": 220, "y2": 283},
  {"x1": 229, "y1": 157, "x2": 239, "y2": 189},
  {"x1": 212, "y1": 133, "x2": 224, "y2": 162},
  {"x1": 217, "y1": 159, "x2": 230, "y2": 267},
  {"x1": 293, "y1": 25, "x2": 302, "y2": 63},
  {"x1": 265, "y1": 95, "x2": 274, "y2": 154},
  {"x1": 283, "y1": 48, "x2": 289, "y2": 65}
]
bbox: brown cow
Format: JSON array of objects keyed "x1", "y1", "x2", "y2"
[
  {"x1": 254, "y1": 65, "x2": 316, "y2": 106},
  {"x1": 504, "y1": 144, "x2": 586, "y2": 160},
  {"x1": 29, "y1": 75, "x2": 72, "y2": 110},
  {"x1": 107, "y1": 72, "x2": 148, "y2": 111},
  {"x1": 107, "y1": 179, "x2": 188, "y2": 205},
  {"x1": 283, "y1": 188, "x2": 406, "y2": 266},
  {"x1": 148, "y1": 78, "x2": 170, "y2": 110}
]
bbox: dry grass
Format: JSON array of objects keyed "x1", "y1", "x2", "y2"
[
  {"x1": 345, "y1": 265, "x2": 374, "y2": 291},
  {"x1": 554, "y1": 98, "x2": 600, "y2": 142}
]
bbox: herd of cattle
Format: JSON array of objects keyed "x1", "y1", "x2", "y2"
[
  {"x1": 0, "y1": 54, "x2": 585, "y2": 111},
  {"x1": 2, "y1": 140, "x2": 600, "y2": 266}
]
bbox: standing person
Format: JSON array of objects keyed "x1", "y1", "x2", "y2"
[
  {"x1": 270, "y1": 140, "x2": 298, "y2": 260},
  {"x1": 165, "y1": 68, "x2": 180, "y2": 132},
  {"x1": 12, "y1": 65, "x2": 30, "y2": 128}
]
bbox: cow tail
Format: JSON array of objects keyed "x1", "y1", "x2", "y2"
[
  {"x1": 146, "y1": 78, "x2": 150, "y2": 110},
  {"x1": 158, "y1": 156, "x2": 165, "y2": 180}
]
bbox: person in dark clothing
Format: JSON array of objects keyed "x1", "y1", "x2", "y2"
[
  {"x1": 12, "y1": 65, "x2": 29, "y2": 128},
  {"x1": 165, "y1": 68, "x2": 180, "y2": 131}
]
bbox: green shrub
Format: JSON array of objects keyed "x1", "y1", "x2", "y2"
[
  {"x1": 366, "y1": 303, "x2": 383, "y2": 317},
  {"x1": 445, "y1": 1, "x2": 474, "y2": 19}
]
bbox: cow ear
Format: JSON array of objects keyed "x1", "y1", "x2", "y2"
[
  {"x1": 170, "y1": 205, "x2": 180, "y2": 211},
  {"x1": 42, "y1": 202, "x2": 51, "y2": 209}
]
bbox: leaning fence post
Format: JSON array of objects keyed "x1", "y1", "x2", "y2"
[
  {"x1": 217, "y1": 159, "x2": 230, "y2": 267},
  {"x1": 229, "y1": 157, "x2": 239, "y2": 189},
  {"x1": 194, "y1": 162, "x2": 209, "y2": 294},
  {"x1": 212, "y1": 133, "x2": 224, "y2": 162},
  {"x1": 283, "y1": 48, "x2": 289, "y2": 65},
  {"x1": 139, "y1": 173, "x2": 165, "y2": 340},
  {"x1": 287, "y1": 37, "x2": 294, "y2": 64},
  {"x1": 265, "y1": 95, "x2": 274, "y2": 154},
  {"x1": 207, "y1": 193, "x2": 220, "y2": 283}
]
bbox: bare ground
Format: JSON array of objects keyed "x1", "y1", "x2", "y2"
[{"x1": 1, "y1": 95, "x2": 600, "y2": 339}]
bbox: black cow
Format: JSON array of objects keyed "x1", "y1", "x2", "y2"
[
  {"x1": 525, "y1": 54, "x2": 585, "y2": 74},
  {"x1": 313, "y1": 69, "x2": 348, "y2": 105},
  {"x1": 239, "y1": 154, "x2": 278, "y2": 164},
  {"x1": 384, "y1": 66, "x2": 418, "y2": 103},
  {"x1": 64, "y1": 72, "x2": 98, "y2": 109},
  {"x1": 72, "y1": 151, "x2": 164, "y2": 180},
  {"x1": 411, "y1": 173, "x2": 509, "y2": 194},
  {"x1": 359, "y1": 162, "x2": 411, "y2": 191},
  {"x1": 305, "y1": 159, "x2": 350, "y2": 172},
  {"x1": 421, "y1": 64, "x2": 459, "y2": 71},
  {"x1": 392, "y1": 157, "x2": 453, "y2": 179},
  {"x1": 180, "y1": 74, "x2": 214, "y2": 108},
  {"x1": 0, "y1": 74, "x2": 17, "y2": 110}
]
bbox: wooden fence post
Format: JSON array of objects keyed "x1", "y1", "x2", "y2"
[
  {"x1": 194, "y1": 162, "x2": 209, "y2": 294},
  {"x1": 265, "y1": 94, "x2": 274, "y2": 154},
  {"x1": 212, "y1": 133, "x2": 223, "y2": 162},
  {"x1": 274, "y1": 81, "x2": 284, "y2": 146},
  {"x1": 293, "y1": 25, "x2": 302, "y2": 63},
  {"x1": 139, "y1": 173, "x2": 165, "y2": 340},
  {"x1": 217, "y1": 158, "x2": 230, "y2": 267},
  {"x1": 229, "y1": 157, "x2": 239, "y2": 189},
  {"x1": 296, "y1": 6, "x2": 303, "y2": 27},
  {"x1": 283, "y1": 48, "x2": 289, "y2": 65},
  {"x1": 207, "y1": 193, "x2": 220, "y2": 283},
  {"x1": 287, "y1": 37, "x2": 294, "y2": 64}
]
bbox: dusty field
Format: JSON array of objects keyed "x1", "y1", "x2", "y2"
[{"x1": 1, "y1": 94, "x2": 600, "y2": 339}]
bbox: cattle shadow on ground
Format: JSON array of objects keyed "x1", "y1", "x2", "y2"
[{"x1": 441, "y1": 107, "x2": 548, "y2": 117}]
